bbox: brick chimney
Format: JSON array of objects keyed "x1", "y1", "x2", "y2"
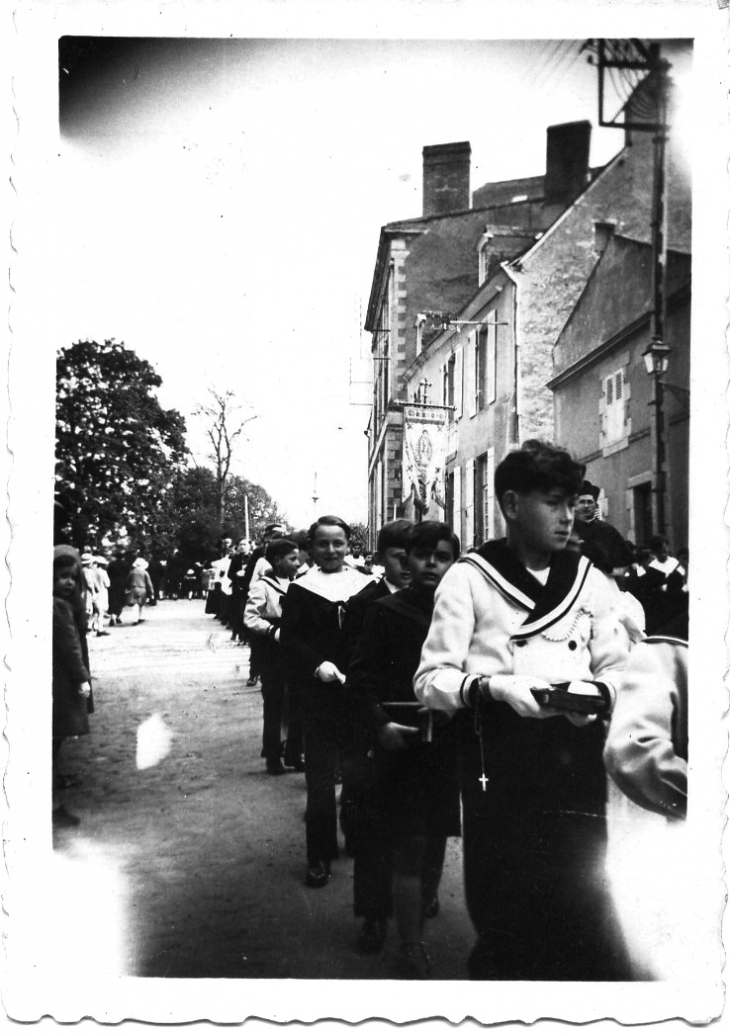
[
  {"x1": 422, "y1": 142, "x2": 471, "y2": 217},
  {"x1": 544, "y1": 121, "x2": 591, "y2": 205}
]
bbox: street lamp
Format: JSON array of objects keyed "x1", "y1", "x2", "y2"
[
  {"x1": 642, "y1": 338, "x2": 671, "y2": 377},
  {"x1": 642, "y1": 337, "x2": 671, "y2": 537}
]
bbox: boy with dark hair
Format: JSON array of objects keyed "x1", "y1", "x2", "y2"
[
  {"x1": 347, "y1": 521, "x2": 460, "y2": 977},
  {"x1": 244, "y1": 538, "x2": 302, "y2": 774},
  {"x1": 415, "y1": 440, "x2": 630, "y2": 981}
]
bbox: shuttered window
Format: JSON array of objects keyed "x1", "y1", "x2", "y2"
[{"x1": 604, "y1": 370, "x2": 625, "y2": 443}]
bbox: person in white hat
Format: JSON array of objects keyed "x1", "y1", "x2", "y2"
[{"x1": 125, "y1": 558, "x2": 154, "y2": 625}]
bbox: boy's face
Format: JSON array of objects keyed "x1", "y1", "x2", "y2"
[
  {"x1": 275, "y1": 550, "x2": 301, "y2": 581},
  {"x1": 378, "y1": 546, "x2": 410, "y2": 588},
  {"x1": 506, "y1": 488, "x2": 576, "y2": 558},
  {"x1": 407, "y1": 539, "x2": 456, "y2": 591},
  {"x1": 311, "y1": 525, "x2": 348, "y2": 572},
  {"x1": 54, "y1": 566, "x2": 76, "y2": 598}
]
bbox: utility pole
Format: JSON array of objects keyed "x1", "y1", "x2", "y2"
[
  {"x1": 312, "y1": 471, "x2": 319, "y2": 520},
  {"x1": 589, "y1": 39, "x2": 672, "y2": 536}
]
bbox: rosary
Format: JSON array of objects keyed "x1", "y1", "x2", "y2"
[{"x1": 473, "y1": 705, "x2": 489, "y2": 792}]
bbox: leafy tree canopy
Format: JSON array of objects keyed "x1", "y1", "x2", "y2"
[{"x1": 55, "y1": 339, "x2": 188, "y2": 547}]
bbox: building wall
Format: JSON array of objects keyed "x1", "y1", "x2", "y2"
[
  {"x1": 515, "y1": 130, "x2": 691, "y2": 448},
  {"x1": 550, "y1": 287, "x2": 686, "y2": 550}
]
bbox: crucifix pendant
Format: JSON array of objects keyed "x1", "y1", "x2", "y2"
[{"x1": 479, "y1": 772, "x2": 489, "y2": 792}]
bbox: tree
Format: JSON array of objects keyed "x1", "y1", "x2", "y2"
[
  {"x1": 225, "y1": 475, "x2": 288, "y2": 544},
  {"x1": 195, "y1": 389, "x2": 257, "y2": 523},
  {"x1": 55, "y1": 339, "x2": 188, "y2": 547},
  {"x1": 152, "y1": 467, "x2": 288, "y2": 564}
]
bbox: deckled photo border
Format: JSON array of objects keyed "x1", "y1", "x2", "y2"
[{"x1": 4, "y1": 0, "x2": 728, "y2": 1027}]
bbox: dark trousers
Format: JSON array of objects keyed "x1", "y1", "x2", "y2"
[
  {"x1": 282, "y1": 678, "x2": 304, "y2": 763},
  {"x1": 460, "y1": 710, "x2": 632, "y2": 981},
  {"x1": 261, "y1": 665, "x2": 287, "y2": 761},
  {"x1": 303, "y1": 698, "x2": 343, "y2": 866}
]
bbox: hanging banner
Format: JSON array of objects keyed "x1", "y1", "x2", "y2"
[{"x1": 402, "y1": 405, "x2": 449, "y2": 515}]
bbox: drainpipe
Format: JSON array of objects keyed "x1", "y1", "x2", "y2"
[{"x1": 501, "y1": 261, "x2": 521, "y2": 448}]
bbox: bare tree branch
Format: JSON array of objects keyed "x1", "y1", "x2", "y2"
[{"x1": 194, "y1": 389, "x2": 258, "y2": 522}]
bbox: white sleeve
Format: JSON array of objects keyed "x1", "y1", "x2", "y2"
[
  {"x1": 243, "y1": 581, "x2": 274, "y2": 637},
  {"x1": 413, "y1": 563, "x2": 480, "y2": 713},
  {"x1": 587, "y1": 568, "x2": 630, "y2": 707}
]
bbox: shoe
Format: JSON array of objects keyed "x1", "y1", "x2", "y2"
[
  {"x1": 356, "y1": 918, "x2": 387, "y2": 954},
  {"x1": 398, "y1": 941, "x2": 431, "y2": 980},
  {"x1": 305, "y1": 861, "x2": 331, "y2": 888},
  {"x1": 423, "y1": 894, "x2": 440, "y2": 919},
  {"x1": 246, "y1": 676, "x2": 258, "y2": 687},
  {"x1": 52, "y1": 806, "x2": 81, "y2": 828},
  {"x1": 284, "y1": 754, "x2": 305, "y2": 772},
  {"x1": 96, "y1": 631, "x2": 110, "y2": 637},
  {"x1": 266, "y1": 759, "x2": 286, "y2": 775}
]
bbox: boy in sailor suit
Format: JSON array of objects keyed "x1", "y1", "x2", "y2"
[
  {"x1": 414, "y1": 440, "x2": 631, "y2": 981},
  {"x1": 244, "y1": 538, "x2": 302, "y2": 774}
]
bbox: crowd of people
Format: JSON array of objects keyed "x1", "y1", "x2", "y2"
[{"x1": 52, "y1": 438, "x2": 690, "y2": 981}]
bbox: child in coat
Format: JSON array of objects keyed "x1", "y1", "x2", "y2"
[{"x1": 52, "y1": 545, "x2": 93, "y2": 827}]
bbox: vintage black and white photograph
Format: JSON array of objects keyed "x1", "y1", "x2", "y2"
[{"x1": 4, "y1": 0, "x2": 728, "y2": 1027}]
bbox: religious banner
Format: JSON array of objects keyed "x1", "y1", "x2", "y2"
[{"x1": 402, "y1": 405, "x2": 449, "y2": 515}]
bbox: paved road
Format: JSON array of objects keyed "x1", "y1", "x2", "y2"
[{"x1": 53, "y1": 598, "x2": 474, "y2": 981}]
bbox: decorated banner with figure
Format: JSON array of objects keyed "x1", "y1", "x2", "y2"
[{"x1": 403, "y1": 405, "x2": 448, "y2": 515}]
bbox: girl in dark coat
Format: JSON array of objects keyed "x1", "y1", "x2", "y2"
[{"x1": 52, "y1": 545, "x2": 93, "y2": 827}]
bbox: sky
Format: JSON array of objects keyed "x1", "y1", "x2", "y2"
[{"x1": 55, "y1": 36, "x2": 693, "y2": 529}]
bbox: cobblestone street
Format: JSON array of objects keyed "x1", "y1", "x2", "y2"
[{"x1": 51, "y1": 598, "x2": 473, "y2": 982}]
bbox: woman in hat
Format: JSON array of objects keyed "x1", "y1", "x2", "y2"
[{"x1": 125, "y1": 558, "x2": 154, "y2": 625}]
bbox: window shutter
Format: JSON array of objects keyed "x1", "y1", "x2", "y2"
[
  {"x1": 487, "y1": 310, "x2": 497, "y2": 404},
  {"x1": 467, "y1": 332, "x2": 477, "y2": 418},
  {"x1": 453, "y1": 465, "x2": 462, "y2": 542},
  {"x1": 464, "y1": 458, "x2": 475, "y2": 550},
  {"x1": 455, "y1": 347, "x2": 464, "y2": 418},
  {"x1": 486, "y1": 447, "x2": 495, "y2": 540}
]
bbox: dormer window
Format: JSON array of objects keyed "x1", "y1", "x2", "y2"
[{"x1": 477, "y1": 230, "x2": 493, "y2": 286}]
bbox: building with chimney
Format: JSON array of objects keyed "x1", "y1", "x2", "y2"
[
  {"x1": 375, "y1": 66, "x2": 690, "y2": 552},
  {"x1": 364, "y1": 124, "x2": 601, "y2": 542}
]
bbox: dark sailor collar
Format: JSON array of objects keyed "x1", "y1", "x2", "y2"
[
  {"x1": 460, "y1": 539, "x2": 592, "y2": 639},
  {"x1": 379, "y1": 586, "x2": 434, "y2": 631}
]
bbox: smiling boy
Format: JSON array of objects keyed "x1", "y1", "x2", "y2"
[{"x1": 414, "y1": 440, "x2": 630, "y2": 981}]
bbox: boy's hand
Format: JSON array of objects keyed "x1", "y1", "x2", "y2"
[
  {"x1": 79, "y1": 681, "x2": 92, "y2": 698},
  {"x1": 378, "y1": 722, "x2": 420, "y2": 751},
  {"x1": 315, "y1": 661, "x2": 345, "y2": 683},
  {"x1": 483, "y1": 675, "x2": 555, "y2": 719}
]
